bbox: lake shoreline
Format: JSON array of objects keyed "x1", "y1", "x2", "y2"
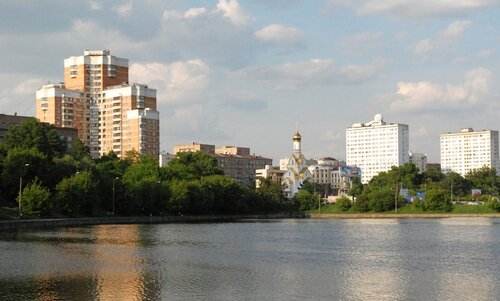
[
  {"x1": 1, "y1": 213, "x2": 499, "y2": 230},
  {"x1": 308, "y1": 213, "x2": 500, "y2": 219}
]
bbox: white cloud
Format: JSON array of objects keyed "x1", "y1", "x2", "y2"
[
  {"x1": 13, "y1": 78, "x2": 44, "y2": 96},
  {"x1": 88, "y1": 1, "x2": 102, "y2": 10},
  {"x1": 440, "y1": 20, "x2": 472, "y2": 38},
  {"x1": 476, "y1": 49, "x2": 495, "y2": 59},
  {"x1": 323, "y1": 0, "x2": 499, "y2": 17},
  {"x1": 184, "y1": 7, "x2": 208, "y2": 18},
  {"x1": 237, "y1": 58, "x2": 385, "y2": 89},
  {"x1": 130, "y1": 59, "x2": 210, "y2": 104},
  {"x1": 114, "y1": 1, "x2": 133, "y2": 17},
  {"x1": 254, "y1": 24, "x2": 303, "y2": 44},
  {"x1": 216, "y1": 0, "x2": 252, "y2": 26},
  {"x1": 389, "y1": 67, "x2": 492, "y2": 112},
  {"x1": 411, "y1": 38, "x2": 434, "y2": 55}
]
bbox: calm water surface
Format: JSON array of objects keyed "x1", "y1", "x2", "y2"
[{"x1": 0, "y1": 218, "x2": 499, "y2": 300}]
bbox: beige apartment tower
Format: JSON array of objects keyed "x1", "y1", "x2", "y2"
[
  {"x1": 36, "y1": 50, "x2": 159, "y2": 159},
  {"x1": 100, "y1": 83, "x2": 159, "y2": 157}
]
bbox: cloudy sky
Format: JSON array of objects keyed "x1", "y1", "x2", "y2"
[{"x1": 0, "y1": 0, "x2": 499, "y2": 163}]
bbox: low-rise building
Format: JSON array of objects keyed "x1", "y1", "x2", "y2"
[
  {"x1": 173, "y1": 142, "x2": 272, "y2": 187},
  {"x1": 409, "y1": 152, "x2": 428, "y2": 173},
  {"x1": 255, "y1": 165, "x2": 285, "y2": 188},
  {"x1": 159, "y1": 152, "x2": 176, "y2": 167}
]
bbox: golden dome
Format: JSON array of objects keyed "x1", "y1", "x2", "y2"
[{"x1": 293, "y1": 130, "x2": 302, "y2": 142}]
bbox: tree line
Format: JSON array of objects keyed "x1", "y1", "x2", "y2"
[
  {"x1": 296, "y1": 163, "x2": 500, "y2": 212},
  {"x1": 0, "y1": 118, "x2": 290, "y2": 218}
]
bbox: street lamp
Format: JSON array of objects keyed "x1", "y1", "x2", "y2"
[
  {"x1": 112, "y1": 177, "x2": 119, "y2": 215},
  {"x1": 18, "y1": 163, "x2": 29, "y2": 216}
]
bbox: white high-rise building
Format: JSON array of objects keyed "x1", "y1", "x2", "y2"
[
  {"x1": 346, "y1": 114, "x2": 410, "y2": 184},
  {"x1": 440, "y1": 128, "x2": 499, "y2": 176}
]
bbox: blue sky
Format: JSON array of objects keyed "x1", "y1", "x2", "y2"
[{"x1": 0, "y1": 0, "x2": 499, "y2": 163}]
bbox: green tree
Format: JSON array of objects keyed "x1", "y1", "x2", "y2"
[
  {"x1": 423, "y1": 187, "x2": 452, "y2": 211},
  {"x1": 200, "y1": 175, "x2": 249, "y2": 214},
  {"x1": 348, "y1": 177, "x2": 363, "y2": 198},
  {"x1": 294, "y1": 190, "x2": 320, "y2": 211},
  {"x1": 55, "y1": 171, "x2": 98, "y2": 216},
  {"x1": 465, "y1": 167, "x2": 499, "y2": 196},
  {"x1": 166, "y1": 151, "x2": 223, "y2": 180},
  {"x1": 255, "y1": 177, "x2": 287, "y2": 212},
  {"x1": 1, "y1": 147, "x2": 48, "y2": 205},
  {"x1": 122, "y1": 156, "x2": 168, "y2": 215},
  {"x1": 3, "y1": 118, "x2": 65, "y2": 159},
  {"x1": 440, "y1": 171, "x2": 472, "y2": 197},
  {"x1": 18, "y1": 179, "x2": 51, "y2": 217}
]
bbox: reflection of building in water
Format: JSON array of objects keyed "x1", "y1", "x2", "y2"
[{"x1": 91, "y1": 225, "x2": 160, "y2": 300}]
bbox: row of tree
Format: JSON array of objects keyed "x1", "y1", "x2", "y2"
[
  {"x1": 0, "y1": 118, "x2": 290, "y2": 218},
  {"x1": 295, "y1": 163, "x2": 500, "y2": 212}
]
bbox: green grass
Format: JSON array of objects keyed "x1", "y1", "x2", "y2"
[
  {"x1": 305, "y1": 203, "x2": 499, "y2": 215},
  {"x1": 451, "y1": 204, "x2": 497, "y2": 214}
]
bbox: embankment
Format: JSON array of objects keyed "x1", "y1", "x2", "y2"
[
  {"x1": 308, "y1": 213, "x2": 500, "y2": 219},
  {"x1": 0, "y1": 213, "x2": 304, "y2": 230}
]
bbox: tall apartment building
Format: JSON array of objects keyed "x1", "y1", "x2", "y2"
[
  {"x1": 36, "y1": 50, "x2": 159, "y2": 159},
  {"x1": 100, "y1": 83, "x2": 159, "y2": 157},
  {"x1": 440, "y1": 128, "x2": 499, "y2": 176},
  {"x1": 346, "y1": 114, "x2": 409, "y2": 184}
]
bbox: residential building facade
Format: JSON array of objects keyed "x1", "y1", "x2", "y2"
[
  {"x1": 440, "y1": 128, "x2": 499, "y2": 176},
  {"x1": 255, "y1": 165, "x2": 285, "y2": 188},
  {"x1": 36, "y1": 50, "x2": 159, "y2": 159},
  {"x1": 346, "y1": 114, "x2": 410, "y2": 184},
  {"x1": 173, "y1": 143, "x2": 272, "y2": 187}
]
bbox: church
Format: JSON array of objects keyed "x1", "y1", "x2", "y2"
[{"x1": 281, "y1": 130, "x2": 312, "y2": 198}]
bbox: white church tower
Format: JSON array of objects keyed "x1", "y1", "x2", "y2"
[{"x1": 282, "y1": 130, "x2": 312, "y2": 198}]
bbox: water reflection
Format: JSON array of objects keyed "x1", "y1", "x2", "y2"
[{"x1": 0, "y1": 219, "x2": 499, "y2": 300}]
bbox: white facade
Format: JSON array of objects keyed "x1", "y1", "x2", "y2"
[
  {"x1": 440, "y1": 128, "x2": 500, "y2": 176},
  {"x1": 346, "y1": 114, "x2": 410, "y2": 184},
  {"x1": 281, "y1": 131, "x2": 312, "y2": 198}
]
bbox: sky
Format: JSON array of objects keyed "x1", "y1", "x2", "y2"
[{"x1": 0, "y1": 0, "x2": 499, "y2": 163}]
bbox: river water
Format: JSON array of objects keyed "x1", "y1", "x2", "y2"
[{"x1": 0, "y1": 218, "x2": 499, "y2": 300}]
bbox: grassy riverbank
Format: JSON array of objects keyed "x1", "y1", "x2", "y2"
[{"x1": 307, "y1": 203, "x2": 500, "y2": 215}]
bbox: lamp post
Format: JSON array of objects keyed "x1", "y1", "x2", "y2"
[
  {"x1": 18, "y1": 163, "x2": 29, "y2": 216},
  {"x1": 112, "y1": 177, "x2": 119, "y2": 215}
]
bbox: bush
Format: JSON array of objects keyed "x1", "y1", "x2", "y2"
[
  {"x1": 485, "y1": 199, "x2": 500, "y2": 212},
  {"x1": 18, "y1": 179, "x2": 51, "y2": 217},
  {"x1": 336, "y1": 197, "x2": 352, "y2": 211}
]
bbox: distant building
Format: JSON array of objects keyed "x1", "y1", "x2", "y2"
[
  {"x1": 173, "y1": 143, "x2": 215, "y2": 155},
  {"x1": 346, "y1": 113, "x2": 410, "y2": 184},
  {"x1": 0, "y1": 113, "x2": 77, "y2": 150},
  {"x1": 426, "y1": 163, "x2": 441, "y2": 172},
  {"x1": 36, "y1": 50, "x2": 159, "y2": 159},
  {"x1": 409, "y1": 152, "x2": 428, "y2": 173},
  {"x1": 440, "y1": 128, "x2": 499, "y2": 176},
  {"x1": 281, "y1": 130, "x2": 312, "y2": 198},
  {"x1": 159, "y1": 152, "x2": 176, "y2": 167},
  {"x1": 0, "y1": 113, "x2": 31, "y2": 141},
  {"x1": 172, "y1": 142, "x2": 272, "y2": 187},
  {"x1": 255, "y1": 165, "x2": 285, "y2": 188}
]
